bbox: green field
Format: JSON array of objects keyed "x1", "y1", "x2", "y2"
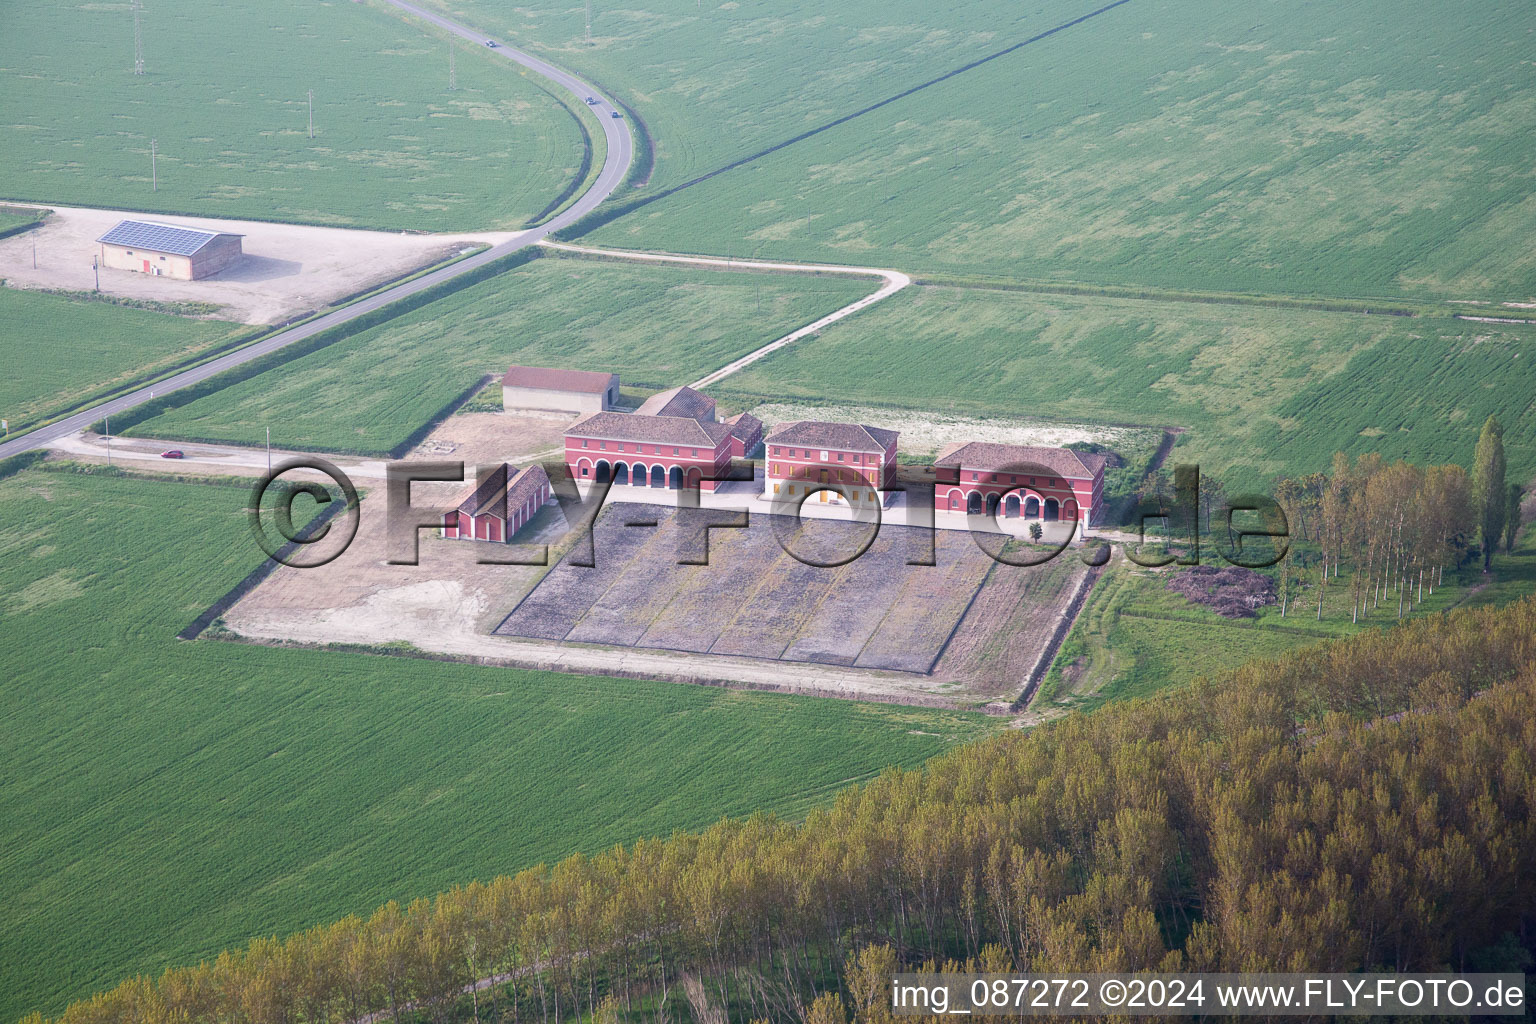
[
  {"x1": 488, "y1": 0, "x2": 1536, "y2": 301},
  {"x1": 0, "y1": 0, "x2": 593, "y2": 231},
  {"x1": 0, "y1": 467, "x2": 991, "y2": 1021},
  {"x1": 710, "y1": 285, "x2": 1536, "y2": 492},
  {"x1": 125, "y1": 255, "x2": 872, "y2": 455},
  {"x1": 0, "y1": 289, "x2": 249, "y2": 432}
]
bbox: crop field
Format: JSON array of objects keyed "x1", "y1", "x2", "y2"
[
  {"x1": 712, "y1": 285, "x2": 1536, "y2": 493},
  {"x1": 0, "y1": 0, "x2": 591, "y2": 231},
  {"x1": 124, "y1": 255, "x2": 871, "y2": 455},
  {"x1": 0, "y1": 289, "x2": 248, "y2": 432},
  {"x1": 0, "y1": 467, "x2": 991, "y2": 1021},
  {"x1": 417, "y1": 0, "x2": 1108, "y2": 196},
  {"x1": 545, "y1": 0, "x2": 1533, "y2": 301}
]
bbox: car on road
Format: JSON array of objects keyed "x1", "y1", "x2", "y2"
[
  {"x1": 484, "y1": 39, "x2": 498, "y2": 47},
  {"x1": 160, "y1": 450, "x2": 185, "y2": 459},
  {"x1": 585, "y1": 96, "x2": 599, "y2": 105},
  {"x1": 610, "y1": 110, "x2": 622, "y2": 118}
]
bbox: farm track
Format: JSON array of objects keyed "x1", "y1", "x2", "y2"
[
  {"x1": 0, "y1": 0, "x2": 633, "y2": 463},
  {"x1": 543, "y1": 242, "x2": 911, "y2": 388}
]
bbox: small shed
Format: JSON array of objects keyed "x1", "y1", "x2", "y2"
[{"x1": 97, "y1": 220, "x2": 243, "y2": 280}]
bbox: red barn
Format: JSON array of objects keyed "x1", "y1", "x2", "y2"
[
  {"x1": 566, "y1": 412, "x2": 734, "y2": 491},
  {"x1": 442, "y1": 464, "x2": 551, "y2": 542},
  {"x1": 764, "y1": 421, "x2": 898, "y2": 506},
  {"x1": 932, "y1": 442, "x2": 1105, "y2": 527}
]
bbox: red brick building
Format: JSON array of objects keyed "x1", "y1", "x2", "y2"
[
  {"x1": 764, "y1": 421, "x2": 898, "y2": 506},
  {"x1": 932, "y1": 442, "x2": 1105, "y2": 527},
  {"x1": 566, "y1": 412, "x2": 734, "y2": 490},
  {"x1": 442, "y1": 464, "x2": 551, "y2": 542}
]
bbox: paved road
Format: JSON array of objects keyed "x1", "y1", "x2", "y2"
[{"x1": 0, "y1": 0, "x2": 632, "y2": 462}]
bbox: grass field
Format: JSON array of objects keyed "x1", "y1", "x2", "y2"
[
  {"x1": 125, "y1": 255, "x2": 872, "y2": 455},
  {"x1": 0, "y1": 289, "x2": 249, "y2": 432},
  {"x1": 710, "y1": 285, "x2": 1536, "y2": 493},
  {"x1": 517, "y1": 0, "x2": 1534, "y2": 301},
  {"x1": 0, "y1": 0, "x2": 593, "y2": 231},
  {"x1": 0, "y1": 467, "x2": 992, "y2": 1021}
]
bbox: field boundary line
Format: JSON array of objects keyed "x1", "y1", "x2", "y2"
[{"x1": 540, "y1": 241, "x2": 910, "y2": 388}]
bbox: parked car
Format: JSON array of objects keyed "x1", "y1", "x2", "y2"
[
  {"x1": 161, "y1": 450, "x2": 185, "y2": 459},
  {"x1": 484, "y1": 39, "x2": 498, "y2": 47}
]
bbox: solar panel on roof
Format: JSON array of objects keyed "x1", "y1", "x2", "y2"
[{"x1": 96, "y1": 220, "x2": 222, "y2": 257}]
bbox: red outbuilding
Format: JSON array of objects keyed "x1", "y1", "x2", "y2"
[{"x1": 442, "y1": 463, "x2": 551, "y2": 542}]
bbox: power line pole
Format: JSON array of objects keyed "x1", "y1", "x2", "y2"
[
  {"x1": 308, "y1": 89, "x2": 314, "y2": 138},
  {"x1": 133, "y1": 0, "x2": 144, "y2": 75},
  {"x1": 93, "y1": 255, "x2": 100, "y2": 291},
  {"x1": 105, "y1": 415, "x2": 111, "y2": 465},
  {"x1": 266, "y1": 426, "x2": 271, "y2": 474},
  {"x1": 448, "y1": 44, "x2": 456, "y2": 90},
  {"x1": 585, "y1": 0, "x2": 592, "y2": 43},
  {"x1": 150, "y1": 138, "x2": 157, "y2": 191}
]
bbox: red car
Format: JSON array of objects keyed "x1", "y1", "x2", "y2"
[{"x1": 160, "y1": 450, "x2": 185, "y2": 459}]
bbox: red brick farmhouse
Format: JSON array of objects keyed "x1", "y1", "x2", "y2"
[
  {"x1": 932, "y1": 441, "x2": 1105, "y2": 527},
  {"x1": 566, "y1": 386, "x2": 736, "y2": 491},
  {"x1": 764, "y1": 421, "x2": 899, "y2": 507}
]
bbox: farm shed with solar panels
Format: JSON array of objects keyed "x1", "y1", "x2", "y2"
[{"x1": 96, "y1": 219, "x2": 244, "y2": 280}]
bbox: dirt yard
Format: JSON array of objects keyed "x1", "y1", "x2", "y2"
[
  {"x1": 0, "y1": 204, "x2": 521, "y2": 324},
  {"x1": 750, "y1": 402, "x2": 1153, "y2": 462}
]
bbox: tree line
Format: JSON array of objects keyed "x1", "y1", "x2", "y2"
[
  {"x1": 1260, "y1": 414, "x2": 1519, "y2": 620},
  {"x1": 29, "y1": 594, "x2": 1536, "y2": 1024}
]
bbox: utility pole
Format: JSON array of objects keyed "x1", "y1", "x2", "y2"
[
  {"x1": 266, "y1": 426, "x2": 271, "y2": 474},
  {"x1": 93, "y1": 256, "x2": 100, "y2": 291},
  {"x1": 585, "y1": 0, "x2": 592, "y2": 43},
  {"x1": 33, "y1": 239, "x2": 37, "y2": 270},
  {"x1": 151, "y1": 138, "x2": 157, "y2": 191},
  {"x1": 133, "y1": 0, "x2": 145, "y2": 75},
  {"x1": 105, "y1": 415, "x2": 111, "y2": 465},
  {"x1": 308, "y1": 90, "x2": 314, "y2": 138},
  {"x1": 448, "y1": 45, "x2": 456, "y2": 90}
]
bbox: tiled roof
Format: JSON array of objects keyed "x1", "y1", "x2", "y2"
[
  {"x1": 724, "y1": 411, "x2": 763, "y2": 441},
  {"x1": 634, "y1": 385, "x2": 716, "y2": 421},
  {"x1": 97, "y1": 219, "x2": 239, "y2": 257},
  {"x1": 502, "y1": 365, "x2": 617, "y2": 394},
  {"x1": 764, "y1": 420, "x2": 898, "y2": 454},
  {"x1": 505, "y1": 464, "x2": 550, "y2": 512},
  {"x1": 455, "y1": 464, "x2": 550, "y2": 519},
  {"x1": 933, "y1": 441, "x2": 1106, "y2": 479},
  {"x1": 568, "y1": 411, "x2": 733, "y2": 448},
  {"x1": 456, "y1": 464, "x2": 509, "y2": 518}
]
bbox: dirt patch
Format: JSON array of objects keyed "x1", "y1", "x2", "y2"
[
  {"x1": 931, "y1": 556, "x2": 1091, "y2": 699},
  {"x1": 0, "y1": 204, "x2": 522, "y2": 324},
  {"x1": 749, "y1": 402, "x2": 1154, "y2": 461},
  {"x1": 413, "y1": 411, "x2": 574, "y2": 467}
]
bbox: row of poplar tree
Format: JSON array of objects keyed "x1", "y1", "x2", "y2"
[{"x1": 33, "y1": 594, "x2": 1536, "y2": 1024}]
